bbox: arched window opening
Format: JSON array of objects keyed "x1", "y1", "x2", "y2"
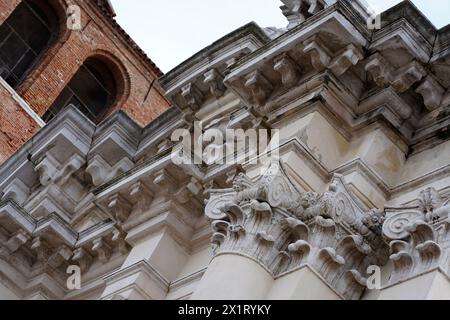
[
  {"x1": 43, "y1": 57, "x2": 118, "y2": 124},
  {"x1": 0, "y1": 0, "x2": 59, "y2": 88}
]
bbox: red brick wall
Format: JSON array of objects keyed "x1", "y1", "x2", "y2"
[
  {"x1": 0, "y1": 0, "x2": 170, "y2": 161},
  {"x1": 0, "y1": 0, "x2": 169, "y2": 163},
  {"x1": 0, "y1": 82, "x2": 40, "y2": 163}
]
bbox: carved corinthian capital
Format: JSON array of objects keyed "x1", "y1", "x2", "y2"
[
  {"x1": 204, "y1": 161, "x2": 388, "y2": 300},
  {"x1": 383, "y1": 187, "x2": 450, "y2": 285}
]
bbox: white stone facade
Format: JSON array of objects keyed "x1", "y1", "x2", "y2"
[{"x1": 0, "y1": 0, "x2": 449, "y2": 300}]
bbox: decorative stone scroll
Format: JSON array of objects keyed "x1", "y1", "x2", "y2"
[
  {"x1": 303, "y1": 37, "x2": 363, "y2": 76},
  {"x1": 204, "y1": 161, "x2": 388, "y2": 300},
  {"x1": 204, "y1": 69, "x2": 226, "y2": 98},
  {"x1": 181, "y1": 82, "x2": 204, "y2": 111},
  {"x1": 280, "y1": 0, "x2": 326, "y2": 29},
  {"x1": 365, "y1": 54, "x2": 426, "y2": 93},
  {"x1": 383, "y1": 187, "x2": 450, "y2": 285}
]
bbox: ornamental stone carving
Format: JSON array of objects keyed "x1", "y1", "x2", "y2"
[
  {"x1": 205, "y1": 161, "x2": 388, "y2": 300},
  {"x1": 204, "y1": 69, "x2": 226, "y2": 98},
  {"x1": 303, "y1": 36, "x2": 363, "y2": 77},
  {"x1": 181, "y1": 82, "x2": 204, "y2": 111},
  {"x1": 416, "y1": 75, "x2": 446, "y2": 111},
  {"x1": 273, "y1": 53, "x2": 301, "y2": 88},
  {"x1": 365, "y1": 54, "x2": 426, "y2": 94},
  {"x1": 383, "y1": 187, "x2": 450, "y2": 285},
  {"x1": 280, "y1": 0, "x2": 326, "y2": 29},
  {"x1": 244, "y1": 70, "x2": 274, "y2": 109}
]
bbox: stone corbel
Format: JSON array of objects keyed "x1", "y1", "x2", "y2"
[
  {"x1": 112, "y1": 229, "x2": 129, "y2": 255},
  {"x1": 303, "y1": 36, "x2": 331, "y2": 71},
  {"x1": 416, "y1": 75, "x2": 446, "y2": 111},
  {"x1": 92, "y1": 238, "x2": 112, "y2": 263},
  {"x1": 72, "y1": 247, "x2": 93, "y2": 272},
  {"x1": 107, "y1": 194, "x2": 132, "y2": 224},
  {"x1": 174, "y1": 177, "x2": 203, "y2": 204},
  {"x1": 390, "y1": 60, "x2": 426, "y2": 93},
  {"x1": 4, "y1": 229, "x2": 30, "y2": 254},
  {"x1": 204, "y1": 69, "x2": 226, "y2": 98},
  {"x1": 181, "y1": 82, "x2": 204, "y2": 111},
  {"x1": 48, "y1": 245, "x2": 72, "y2": 269},
  {"x1": 128, "y1": 181, "x2": 154, "y2": 216},
  {"x1": 30, "y1": 237, "x2": 50, "y2": 263},
  {"x1": 86, "y1": 155, "x2": 134, "y2": 187},
  {"x1": 35, "y1": 153, "x2": 59, "y2": 186},
  {"x1": 2, "y1": 178, "x2": 30, "y2": 206},
  {"x1": 152, "y1": 168, "x2": 177, "y2": 191},
  {"x1": 365, "y1": 53, "x2": 393, "y2": 87},
  {"x1": 244, "y1": 70, "x2": 274, "y2": 108},
  {"x1": 35, "y1": 153, "x2": 84, "y2": 187},
  {"x1": 273, "y1": 53, "x2": 301, "y2": 88},
  {"x1": 329, "y1": 44, "x2": 364, "y2": 77}
]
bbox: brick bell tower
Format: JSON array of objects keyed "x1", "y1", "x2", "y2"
[{"x1": 0, "y1": 0, "x2": 170, "y2": 163}]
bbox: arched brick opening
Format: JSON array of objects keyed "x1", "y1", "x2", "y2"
[
  {"x1": 42, "y1": 52, "x2": 130, "y2": 124},
  {"x1": 16, "y1": 0, "x2": 72, "y2": 94},
  {"x1": 89, "y1": 50, "x2": 131, "y2": 115},
  {"x1": 0, "y1": 0, "x2": 65, "y2": 89}
]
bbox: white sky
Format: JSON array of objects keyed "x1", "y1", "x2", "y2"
[{"x1": 109, "y1": 0, "x2": 450, "y2": 73}]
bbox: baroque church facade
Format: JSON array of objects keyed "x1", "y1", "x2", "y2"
[{"x1": 0, "y1": 0, "x2": 449, "y2": 300}]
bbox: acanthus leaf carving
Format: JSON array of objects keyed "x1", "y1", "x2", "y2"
[
  {"x1": 383, "y1": 187, "x2": 450, "y2": 285},
  {"x1": 204, "y1": 160, "x2": 387, "y2": 300}
]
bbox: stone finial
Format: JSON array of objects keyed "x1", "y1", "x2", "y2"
[{"x1": 280, "y1": 0, "x2": 325, "y2": 29}]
